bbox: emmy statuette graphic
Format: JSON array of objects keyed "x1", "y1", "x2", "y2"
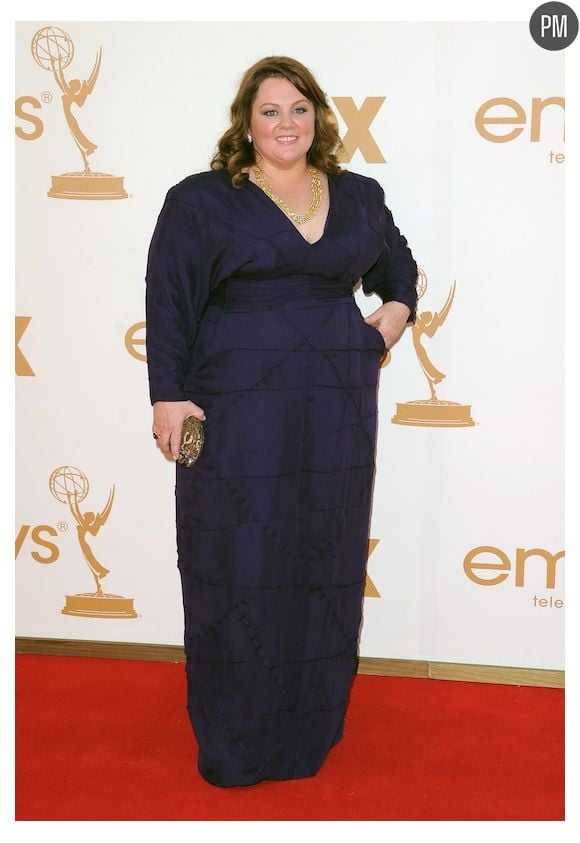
[
  {"x1": 392, "y1": 270, "x2": 475, "y2": 427},
  {"x1": 31, "y1": 26, "x2": 128, "y2": 200},
  {"x1": 49, "y1": 466, "x2": 137, "y2": 618}
]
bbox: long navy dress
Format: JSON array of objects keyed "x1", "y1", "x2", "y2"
[{"x1": 145, "y1": 168, "x2": 418, "y2": 787}]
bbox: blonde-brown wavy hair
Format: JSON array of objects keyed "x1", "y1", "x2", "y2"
[{"x1": 210, "y1": 56, "x2": 345, "y2": 187}]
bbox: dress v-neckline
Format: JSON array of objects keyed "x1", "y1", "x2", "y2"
[{"x1": 246, "y1": 172, "x2": 334, "y2": 247}]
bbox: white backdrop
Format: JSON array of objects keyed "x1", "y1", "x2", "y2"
[{"x1": 15, "y1": 20, "x2": 565, "y2": 670}]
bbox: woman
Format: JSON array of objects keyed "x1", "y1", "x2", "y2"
[{"x1": 146, "y1": 56, "x2": 418, "y2": 787}]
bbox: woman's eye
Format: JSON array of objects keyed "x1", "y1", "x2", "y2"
[{"x1": 261, "y1": 107, "x2": 308, "y2": 117}]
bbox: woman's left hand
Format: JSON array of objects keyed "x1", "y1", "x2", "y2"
[{"x1": 364, "y1": 301, "x2": 411, "y2": 349}]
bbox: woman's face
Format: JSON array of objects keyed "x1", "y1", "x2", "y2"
[{"x1": 249, "y1": 76, "x2": 315, "y2": 171}]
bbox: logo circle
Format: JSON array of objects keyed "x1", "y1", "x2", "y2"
[
  {"x1": 416, "y1": 267, "x2": 428, "y2": 301},
  {"x1": 529, "y1": 2, "x2": 578, "y2": 49},
  {"x1": 49, "y1": 466, "x2": 89, "y2": 504},
  {"x1": 31, "y1": 26, "x2": 74, "y2": 71}
]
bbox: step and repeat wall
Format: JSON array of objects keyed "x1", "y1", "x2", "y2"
[{"x1": 15, "y1": 21, "x2": 565, "y2": 670}]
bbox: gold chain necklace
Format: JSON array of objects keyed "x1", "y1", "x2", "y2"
[{"x1": 251, "y1": 165, "x2": 322, "y2": 225}]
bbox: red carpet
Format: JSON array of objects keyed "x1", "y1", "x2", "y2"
[{"x1": 15, "y1": 654, "x2": 564, "y2": 820}]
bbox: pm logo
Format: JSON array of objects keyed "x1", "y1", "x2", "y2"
[
  {"x1": 29, "y1": 26, "x2": 127, "y2": 200},
  {"x1": 529, "y1": 2, "x2": 579, "y2": 50},
  {"x1": 49, "y1": 465, "x2": 137, "y2": 618}
]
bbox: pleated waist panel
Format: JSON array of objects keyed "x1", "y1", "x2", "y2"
[{"x1": 208, "y1": 276, "x2": 354, "y2": 310}]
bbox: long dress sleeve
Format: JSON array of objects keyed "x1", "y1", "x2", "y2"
[
  {"x1": 361, "y1": 200, "x2": 419, "y2": 325},
  {"x1": 145, "y1": 194, "x2": 211, "y2": 404}
]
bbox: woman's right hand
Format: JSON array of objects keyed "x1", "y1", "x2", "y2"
[{"x1": 152, "y1": 400, "x2": 206, "y2": 460}]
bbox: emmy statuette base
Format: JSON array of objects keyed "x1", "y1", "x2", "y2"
[
  {"x1": 48, "y1": 172, "x2": 128, "y2": 200},
  {"x1": 62, "y1": 592, "x2": 138, "y2": 619},
  {"x1": 392, "y1": 399, "x2": 475, "y2": 427}
]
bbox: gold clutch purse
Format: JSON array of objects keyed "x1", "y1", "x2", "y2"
[{"x1": 177, "y1": 415, "x2": 205, "y2": 467}]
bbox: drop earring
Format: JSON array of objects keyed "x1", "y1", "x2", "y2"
[{"x1": 247, "y1": 133, "x2": 253, "y2": 143}]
